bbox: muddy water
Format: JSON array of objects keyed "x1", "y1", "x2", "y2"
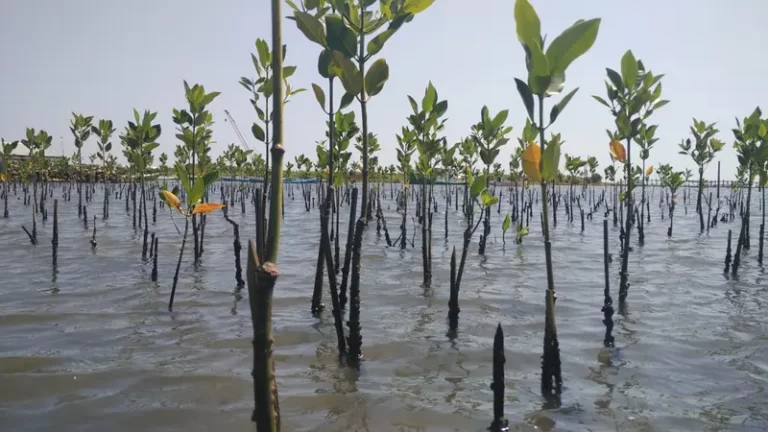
[{"x1": 0, "y1": 184, "x2": 767, "y2": 431}]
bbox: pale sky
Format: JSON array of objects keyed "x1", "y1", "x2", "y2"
[{"x1": 1, "y1": 0, "x2": 766, "y2": 179}]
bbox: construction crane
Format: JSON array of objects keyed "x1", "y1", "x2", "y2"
[{"x1": 223, "y1": 109, "x2": 254, "y2": 151}]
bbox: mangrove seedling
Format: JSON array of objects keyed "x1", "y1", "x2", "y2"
[
  {"x1": 657, "y1": 165, "x2": 684, "y2": 236},
  {"x1": 678, "y1": 119, "x2": 723, "y2": 233},
  {"x1": 472, "y1": 105, "x2": 511, "y2": 255},
  {"x1": 240, "y1": 37, "x2": 303, "y2": 242},
  {"x1": 514, "y1": 0, "x2": 600, "y2": 398},
  {"x1": 161, "y1": 167, "x2": 224, "y2": 311},
  {"x1": 70, "y1": 113, "x2": 93, "y2": 218},
  {"x1": 1, "y1": 139, "x2": 19, "y2": 218},
  {"x1": 731, "y1": 107, "x2": 764, "y2": 253},
  {"x1": 92, "y1": 119, "x2": 116, "y2": 219},
  {"x1": 246, "y1": 2, "x2": 287, "y2": 426},
  {"x1": 406, "y1": 81, "x2": 448, "y2": 287},
  {"x1": 120, "y1": 109, "x2": 161, "y2": 261},
  {"x1": 326, "y1": 0, "x2": 436, "y2": 223},
  {"x1": 172, "y1": 82, "x2": 221, "y2": 263},
  {"x1": 594, "y1": 50, "x2": 667, "y2": 305}
]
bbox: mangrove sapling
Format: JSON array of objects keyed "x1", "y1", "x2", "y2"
[
  {"x1": 724, "y1": 229, "x2": 733, "y2": 273},
  {"x1": 151, "y1": 236, "x2": 159, "y2": 282},
  {"x1": 246, "y1": 8, "x2": 287, "y2": 425},
  {"x1": 320, "y1": 189, "x2": 347, "y2": 355},
  {"x1": 636, "y1": 124, "x2": 658, "y2": 237},
  {"x1": 172, "y1": 82, "x2": 221, "y2": 263},
  {"x1": 222, "y1": 201, "x2": 245, "y2": 288},
  {"x1": 70, "y1": 113, "x2": 93, "y2": 218},
  {"x1": 502, "y1": 213, "x2": 511, "y2": 245},
  {"x1": 678, "y1": 119, "x2": 724, "y2": 233},
  {"x1": 472, "y1": 105, "x2": 512, "y2": 255},
  {"x1": 90, "y1": 215, "x2": 97, "y2": 248},
  {"x1": 406, "y1": 82, "x2": 449, "y2": 287},
  {"x1": 240, "y1": 37, "x2": 304, "y2": 243},
  {"x1": 1, "y1": 139, "x2": 19, "y2": 218},
  {"x1": 93, "y1": 120, "x2": 116, "y2": 220},
  {"x1": 732, "y1": 108, "x2": 766, "y2": 253},
  {"x1": 514, "y1": 0, "x2": 600, "y2": 398},
  {"x1": 161, "y1": 168, "x2": 225, "y2": 311},
  {"x1": 339, "y1": 187, "x2": 358, "y2": 309},
  {"x1": 346, "y1": 217, "x2": 365, "y2": 363},
  {"x1": 440, "y1": 143, "x2": 458, "y2": 239},
  {"x1": 396, "y1": 128, "x2": 416, "y2": 249},
  {"x1": 564, "y1": 154, "x2": 586, "y2": 223},
  {"x1": 602, "y1": 219, "x2": 614, "y2": 347},
  {"x1": 515, "y1": 220, "x2": 530, "y2": 245},
  {"x1": 595, "y1": 51, "x2": 667, "y2": 304},
  {"x1": 659, "y1": 168, "x2": 684, "y2": 237},
  {"x1": 448, "y1": 169, "x2": 498, "y2": 327},
  {"x1": 489, "y1": 323, "x2": 508, "y2": 432},
  {"x1": 327, "y1": 0, "x2": 435, "y2": 224},
  {"x1": 120, "y1": 110, "x2": 161, "y2": 261},
  {"x1": 313, "y1": 111, "x2": 358, "y2": 308}
]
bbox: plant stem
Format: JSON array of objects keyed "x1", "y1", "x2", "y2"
[
  {"x1": 619, "y1": 136, "x2": 633, "y2": 303},
  {"x1": 537, "y1": 94, "x2": 561, "y2": 398},
  {"x1": 358, "y1": 0, "x2": 370, "y2": 224},
  {"x1": 169, "y1": 217, "x2": 189, "y2": 311}
]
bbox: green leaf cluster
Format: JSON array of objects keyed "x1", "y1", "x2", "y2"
[
  {"x1": 406, "y1": 82, "x2": 449, "y2": 179},
  {"x1": 513, "y1": 0, "x2": 600, "y2": 119}
]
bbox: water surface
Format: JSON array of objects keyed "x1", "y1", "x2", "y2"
[{"x1": 0, "y1": 184, "x2": 766, "y2": 431}]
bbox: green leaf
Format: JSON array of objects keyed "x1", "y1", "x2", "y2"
[
  {"x1": 653, "y1": 100, "x2": 669, "y2": 110},
  {"x1": 422, "y1": 82, "x2": 436, "y2": 112},
  {"x1": 255, "y1": 39, "x2": 270, "y2": 68},
  {"x1": 514, "y1": 0, "x2": 541, "y2": 46},
  {"x1": 592, "y1": 95, "x2": 610, "y2": 108},
  {"x1": 294, "y1": 11, "x2": 327, "y2": 47},
  {"x1": 620, "y1": 50, "x2": 638, "y2": 90},
  {"x1": 470, "y1": 174, "x2": 486, "y2": 198},
  {"x1": 332, "y1": 51, "x2": 362, "y2": 95},
  {"x1": 175, "y1": 162, "x2": 190, "y2": 194},
  {"x1": 283, "y1": 66, "x2": 297, "y2": 78},
  {"x1": 403, "y1": 0, "x2": 435, "y2": 14},
  {"x1": 606, "y1": 68, "x2": 624, "y2": 92},
  {"x1": 318, "y1": 49, "x2": 335, "y2": 79},
  {"x1": 339, "y1": 92, "x2": 355, "y2": 110},
  {"x1": 433, "y1": 100, "x2": 448, "y2": 118},
  {"x1": 481, "y1": 190, "x2": 498, "y2": 207},
  {"x1": 188, "y1": 177, "x2": 205, "y2": 206},
  {"x1": 549, "y1": 87, "x2": 578, "y2": 125},
  {"x1": 326, "y1": 15, "x2": 357, "y2": 58},
  {"x1": 502, "y1": 213, "x2": 511, "y2": 232},
  {"x1": 490, "y1": 110, "x2": 509, "y2": 131},
  {"x1": 545, "y1": 19, "x2": 601, "y2": 75},
  {"x1": 541, "y1": 140, "x2": 560, "y2": 181},
  {"x1": 514, "y1": 78, "x2": 535, "y2": 121},
  {"x1": 252, "y1": 123, "x2": 266, "y2": 142},
  {"x1": 526, "y1": 41, "x2": 550, "y2": 95},
  {"x1": 202, "y1": 170, "x2": 219, "y2": 186},
  {"x1": 367, "y1": 30, "x2": 394, "y2": 56},
  {"x1": 311, "y1": 83, "x2": 326, "y2": 110},
  {"x1": 364, "y1": 58, "x2": 389, "y2": 97}
]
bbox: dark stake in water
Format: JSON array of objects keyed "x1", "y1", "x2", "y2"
[{"x1": 0, "y1": 184, "x2": 766, "y2": 431}]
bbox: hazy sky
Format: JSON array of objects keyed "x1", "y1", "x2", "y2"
[{"x1": 1, "y1": 0, "x2": 766, "y2": 179}]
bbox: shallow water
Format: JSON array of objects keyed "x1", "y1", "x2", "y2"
[{"x1": 0, "y1": 183, "x2": 767, "y2": 431}]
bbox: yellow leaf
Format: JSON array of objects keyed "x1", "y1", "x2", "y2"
[
  {"x1": 522, "y1": 142, "x2": 542, "y2": 183},
  {"x1": 645, "y1": 166, "x2": 653, "y2": 176},
  {"x1": 192, "y1": 202, "x2": 226, "y2": 215},
  {"x1": 161, "y1": 190, "x2": 183, "y2": 214},
  {"x1": 609, "y1": 140, "x2": 626, "y2": 163}
]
